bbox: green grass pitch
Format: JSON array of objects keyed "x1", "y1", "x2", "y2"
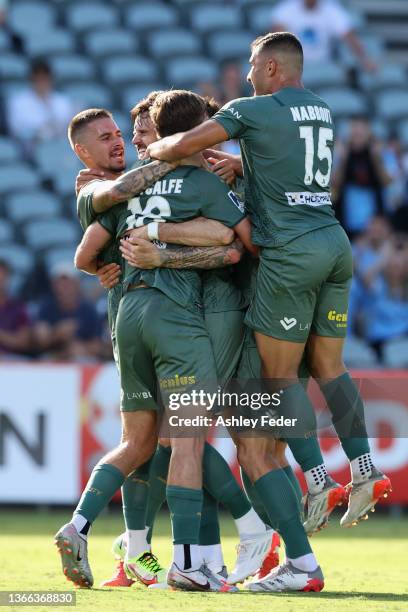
[{"x1": 1, "y1": 510, "x2": 407, "y2": 611}]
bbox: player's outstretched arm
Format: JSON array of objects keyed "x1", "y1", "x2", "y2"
[
  {"x1": 120, "y1": 237, "x2": 244, "y2": 270},
  {"x1": 146, "y1": 120, "x2": 229, "y2": 162},
  {"x1": 127, "y1": 217, "x2": 234, "y2": 247},
  {"x1": 75, "y1": 222, "x2": 112, "y2": 274},
  {"x1": 89, "y1": 159, "x2": 178, "y2": 213}
]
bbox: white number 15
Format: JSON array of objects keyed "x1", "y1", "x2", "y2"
[{"x1": 299, "y1": 126, "x2": 333, "y2": 188}]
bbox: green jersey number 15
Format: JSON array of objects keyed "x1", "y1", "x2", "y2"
[{"x1": 299, "y1": 126, "x2": 333, "y2": 188}]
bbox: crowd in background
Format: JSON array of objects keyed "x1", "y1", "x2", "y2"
[{"x1": 1, "y1": 0, "x2": 408, "y2": 364}]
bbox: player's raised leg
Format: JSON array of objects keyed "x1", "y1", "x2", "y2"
[{"x1": 54, "y1": 410, "x2": 157, "y2": 588}]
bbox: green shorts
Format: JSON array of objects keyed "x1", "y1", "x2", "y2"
[
  {"x1": 245, "y1": 224, "x2": 353, "y2": 343},
  {"x1": 205, "y1": 309, "x2": 245, "y2": 387},
  {"x1": 116, "y1": 287, "x2": 218, "y2": 412}
]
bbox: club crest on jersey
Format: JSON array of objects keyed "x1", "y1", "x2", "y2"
[{"x1": 228, "y1": 191, "x2": 245, "y2": 213}]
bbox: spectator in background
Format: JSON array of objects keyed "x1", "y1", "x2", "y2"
[
  {"x1": 6, "y1": 58, "x2": 75, "y2": 155},
  {"x1": 333, "y1": 117, "x2": 393, "y2": 239},
  {"x1": 0, "y1": 260, "x2": 32, "y2": 359},
  {"x1": 33, "y1": 262, "x2": 103, "y2": 362},
  {"x1": 271, "y1": 0, "x2": 376, "y2": 71},
  {"x1": 363, "y1": 245, "x2": 408, "y2": 358}
]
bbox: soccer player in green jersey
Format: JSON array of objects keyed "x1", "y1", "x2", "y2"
[{"x1": 147, "y1": 33, "x2": 391, "y2": 592}]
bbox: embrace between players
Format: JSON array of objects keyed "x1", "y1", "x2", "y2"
[{"x1": 55, "y1": 32, "x2": 391, "y2": 594}]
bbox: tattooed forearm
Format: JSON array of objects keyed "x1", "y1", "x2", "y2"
[
  {"x1": 159, "y1": 239, "x2": 244, "y2": 269},
  {"x1": 112, "y1": 160, "x2": 177, "y2": 201},
  {"x1": 92, "y1": 160, "x2": 177, "y2": 212}
]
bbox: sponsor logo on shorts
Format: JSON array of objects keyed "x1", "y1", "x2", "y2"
[
  {"x1": 328, "y1": 309, "x2": 348, "y2": 328},
  {"x1": 280, "y1": 317, "x2": 297, "y2": 331},
  {"x1": 228, "y1": 190, "x2": 245, "y2": 213},
  {"x1": 159, "y1": 374, "x2": 196, "y2": 389},
  {"x1": 285, "y1": 191, "x2": 332, "y2": 207}
]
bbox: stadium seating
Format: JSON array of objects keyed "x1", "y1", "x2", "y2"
[
  {"x1": 65, "y1": 3, "x2": 120, "y2": 32},
  {"x1": 0, "y1": 163, "x2": 40, "y2": 195},
  {"x1": 0, "y1": 220, "x2": 14, "y2": 243},
  {"x1": 316, "y1": 88, "x2": 368, "y2": 117},
  {"x1": 24, "y1": 29, "x2": 75, "y2": 56},
  {"x1": 0, "y1": 244, "x2": 33, "y2": 275},
  {"x1": 9, "y1": 1, "x2": 56, "y2": 36},
  {"x1": 34, "y1": 139, "x2": 80, "y2": 180},
  {"x1": 376, "y1": 89, "x2": 408, "y2": 121},
  {"x1": 147, "y1": 29, "x2": 202, "y2": 59},
  {"x1": 23, "y1": 219, "x2": 79, "y2": 251},
  {"x1": 5, "y1": 191, "x2": 61, "y2": 223},
  {"x1": 44, "y1": 246, "x2": 77, "y2": 271},
  {"x1": 125, "y1": 3, "x2": 179, "y2": 31},
  {"x1": 0, "y1": 137, "x2": 20, "y2": 164},
  {"x1": 0, "y1": 53, "x2": 29, "y2": 80},
  {"x1": 165, "y1": 56, "x2": 218, "y2": 86},
  {"x1": 62, "y1": 82, "x2": 113, "y2": 109},
  {"x1": 102, "y1": 56, "x2": 159, "y2": 85},
  {"x1": 121, "y1": 83, "x2": 166, "y2": 113},
  {"x1": 51, "y1": 55, "x2": 95, "y2": 84},
  {"x1": 302, "y1": 62, "x2": 348, "y2": 90},
  {"x1": 190, "y1": 4, "x2": 243, "y2": 33},
  {"x1": 383, "y1": 338, "x2": 408, "y2": 368},
  {"x1": 208, "y1": 31, "x2": 254, "y2": 62},
  {"x1": 84, "y1": 29, "x2": 138, "y2": 58},
  {"x1": 246, "y1": 4, "x2": 275, "y2": 33},
  {"x1": 359, "y1": 64, "x2": 407, "y2": 92},
  {"x1": 343, "y1": 336, "x2": 379, "y2": 368}
]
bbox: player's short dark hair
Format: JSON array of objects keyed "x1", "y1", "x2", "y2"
[
  {"x1": 68, "y1": 108, "x2": 113, "y2": 147},
  {"x1": 203, "y1": 96, "x2": 221, "y2": 118},
  {"x1": 130, "y1": 91, "x2": 165, "y2": 122},
  {"x1": 150, "y1": 90, "x2": 207, "y2": 138},
  {"x1": 251, "y1": 32, "x2": 303, "y2": 70}
]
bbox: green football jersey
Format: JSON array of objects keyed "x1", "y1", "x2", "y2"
[
  {"x1": 98, "y1": 164, "x2": 245, "y2": 310},
  {"x1": 77, "y1": 181, "x2": 124, "y2": 333},
  {"x1": 214, "y1": 87, "x2": 339, "y2": 248}
]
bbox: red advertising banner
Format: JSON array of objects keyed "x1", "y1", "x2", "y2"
[{"x1": 80, "y1": 366, "x2": 408, "y2": 505}]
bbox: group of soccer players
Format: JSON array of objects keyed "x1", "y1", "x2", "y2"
[{"x1": 55, "y1": 32, "x2": 392, "y2": 593}]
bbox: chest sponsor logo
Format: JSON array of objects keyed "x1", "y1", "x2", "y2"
[
  {"x1": 285, "y1": 191, "x2": 332, "y2": 207},
  {"x1": 159, "y1": 374, "x2": 196, "y2": 389},
  {"x1": 228, "y1": 190, "x2": 245, "y2": 213},
  {"x1": 280, "y1": 317, "x2": 297, "y2": 331}
]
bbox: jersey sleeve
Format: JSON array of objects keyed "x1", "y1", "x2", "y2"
[
  {"x1": 213, "y1": 98, "x2": 252, "y2": 139},
  {"x1": 198, "y1": 172, "x2": 246, "y2": 228},
  {"x1": 97, "y1": 207, "x2": 119, "y2": 237},
  {"x1": 76, "y1": 180, "x2": 106, "y2": 231}
]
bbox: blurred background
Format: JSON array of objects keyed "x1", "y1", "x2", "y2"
[{"x1": 0, "y1": 0, "x2": 407, "y2": 511}]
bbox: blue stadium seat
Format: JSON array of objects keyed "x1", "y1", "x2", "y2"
[
  {"x1": 102, "y1": 56, "x2": 159, "y2": 85},
  {"x1": 66, "y1": 2, "x2": 119, "y2": 31},
  {"x1": 343, "y1": 336, "x2": 378, "y2": 368},
  {"x1": 0, "y1": 164, "x2": 40, "y2": 195},
  {"x1": 0, "y1": 220, "x2": 14, "y2": 243},
  {"x1": 317, "y1": 88, "x2": 368, "y2": 117},
  {"x1": 121, "y1": 84, "x2": 166, "y2": 113},
  {"x1": 125, "y1": 3, "x2": 178, "y2": 31},
  {"x1": 9, "y1": 1, "x2": 56, "y2": 35},
  {"x1": 0, "y1": 244, "x2": 32, "y2": 274},
  {"x1": 0, "y1": 30, "x2": 10, "y2": 52},
  {"x1": 84, "y1": 29, "x2": 138, "y2": 58},
  {"x1": 165, "y1": 57, "x2": 218, "y2": 87},
  {"x1": 111, "y1": 110, "x2": 132, "y2": 137},
  {"x1": 190, "y1": 4, "x2": 242, "y2": 33},
  {"x1": 0, "y1": 54, "x2": 29, "y2": 80},
  {"x1": 360, "y1": 64, "x2": 407, "y2": 92},
  {"x1": 302, "y1": 62, "x2": 347, "y2": 90},
  {"x1": 53, "y1": 167, "x2": 82, "y2": 197},
  {"x1": 376, "y1": 89, "x2": 408, "y2": 121},
  {"x1": 147, "y1": 29, "x2": 201, "y2": 59},
  {"x1": 247, "y1": 4, "x2": 275, "y2": 33},
  {"x1": 23, "y1": 219, "x2": 79, "y2": 251},
  {"x1": 338, "y1": 35, "x2": 384, "y2": 68},
  {"x1": 398, "y1": 120, "x2": 408, "y2": 148},
  {"x1": 24, "y1": 29, "x2": 75, "y2": 56},
  {"x1": 34, "y1": 139, "x2": 80, "y2": 180},
  {"x1": 383, "y1": 338, "x2": 408, "y2": 368},
  {"x1": 208, "y1": 31, "x2": 254, "y2": 61},
  {"x1": 6, "y1": 190, "x2": 61, "y2": 223},
  {"x1": 44, "y1": 246, "x2": 77, "y2": 272},
  {"x1": 0, "y1": 137, "x2": 20, "y2": 164},
  {"x1": 62, "y1": 82, "x2": 113, "y2": 109},
  {"x1": 51, "y1": 55, "x2": 95, "y2": 83}
]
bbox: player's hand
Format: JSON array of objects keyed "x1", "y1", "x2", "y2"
[
  {"x1": 206, "y1": 156, "x2": 237, "y2": 185},
  {"x1": 203, "y1": 149, "x2": 243, "y2": 178},
  {"x1": 126, "y1": 226, "x2": 149, "y2": 241},
  {"x1": 96, "y1": 262, "x2": 121, "y2": 289},
  {"x1": 75, "y1": 168, "x2": 106, "y2": 196},
  {"x1": 120, "y1": 237, "x2": 162, "y2": 269}
]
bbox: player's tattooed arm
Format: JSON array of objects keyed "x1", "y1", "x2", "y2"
[
  {"x1": 120, "y1": 238, "x2": 244, "y2": 270},
  {"x1": 128, "y1": 217, "x2": 234, "y2": 247},
  {"x1": 91, "y1": 160, "x2": 178, "y2": 213},
  {"x1": 75, "y1": 221, "x2": 112, "y2": 274}
]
